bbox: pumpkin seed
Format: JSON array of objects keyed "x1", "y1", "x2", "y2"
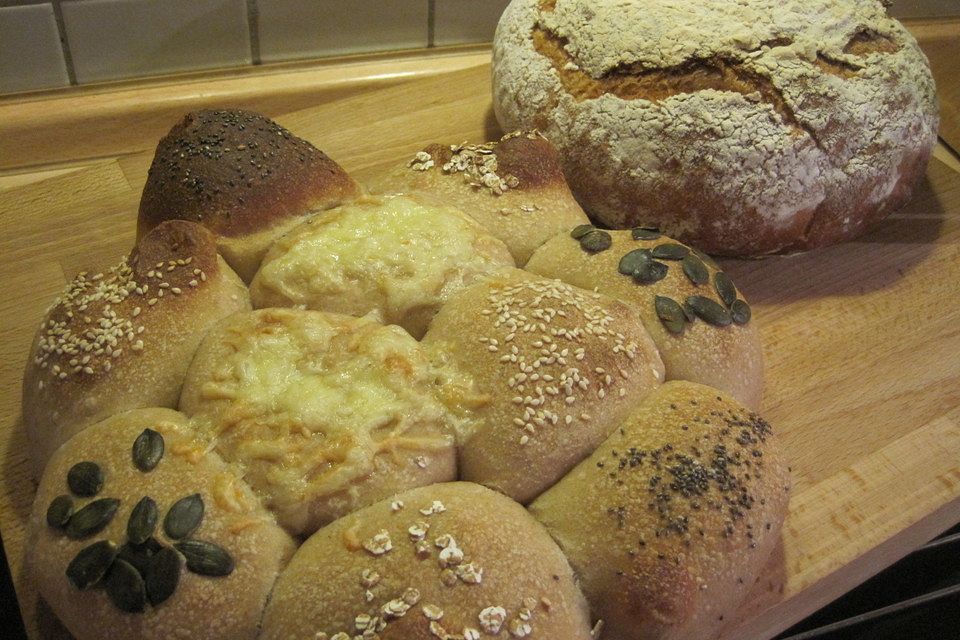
[
  {"x1": 654, "y1": 296, "x2": 686, "y2": 334},
  {"x1": 164, "y1": 494, "x2": 204, "y2": 540},
  {"x1": 145, "y1": 546, "x2": 182, "y2": 606},
  {"x1": 580, "y1": 230, "x2": 612, "y2": 253},
  {"x1": 651, "y1": 243, "x2": 689, "y2": 260},
  {"x1": 127, "y1": 497, "x2": 159, "y2": 545},
  {"x1": 681, "y1": 301, "x2": 697, "y2": 322},
  {"x1": 692, "y1": 247, "x2": 720, "y2": 271},
  {"x1": 731, "y1": 299, "x2": 752, "y2": 325},
  {"x1": 67, "y1": 462, "x2": 103, "y2": 497},
  {"x1": 618, "y1": 249, "x2": 652, "y2": 275},
  {"x1": 686, "y1": 295, "x2": 733, "y2": 327},
  {"x1": 117, "y1": 538, "x2": 162, "y2": 577},
  {"x1": 681, "y1": 255, "x2": 709, "y2": 285},
  {"x1": 106, "y1": 559, "x2": 146, "y2": 613},
  {"x1": 132, "y1": 429, "x2": 164, "y2": 472},
  {"x1": 66, "y1": 540, "x2": 117, "y2": 590},
  {"x1": 631, "y1": 227, "x2": 661, "y2": 241},
  {"x1": 66, "y1": 498, "x2": 120, "y2": 540},
  {"x1": 174, "y1": 540, "x2": 235, "y2": 577},
  {"x1": 46, "y1": 495, "x2": 74, "y2": 529},
  {"x1": 633, "y1": 260, "x2": 668, "y2": 284},
  {"x1": 714, "y1": 272, "x2": 737, "y2": 307},
  {"x1": 570, "y1": 224, "x2": 595, "y2": 239}
]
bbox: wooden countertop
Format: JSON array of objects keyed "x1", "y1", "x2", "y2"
[{"x1": 1, "y1": 20, "x2": 959, "y2": 640}]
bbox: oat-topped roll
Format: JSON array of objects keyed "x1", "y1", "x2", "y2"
[
  {"x1": 260, "y1": 482, "x2": 592, "y2": 640},
  {"x1": 526, "y1": 228, "x2": 763, "y2": 409},
  {"x1": 370, "y1": 131, "x2": 589, "y2": 266},
  {"x1": 179, "y1": 309, "x2": 462, "y2": 536},
  {"x1": 138, "y1": 109, "x2": 361, "y2": 282},
  {"x1": 421, "y1": 269, "x2": 664, "y2": 503},
  {"x1": 529, "y1": 382, "x2": 791, "y2": 640},
  {"x1": 22, "y1": 221, "x2": 250, "y2": 478},
  {"x1": 28, "y1": 408, "x2": 296, "y2": 640},
  {"x1": 249, "y1": 193, "x2": 514, "y2": 339}
]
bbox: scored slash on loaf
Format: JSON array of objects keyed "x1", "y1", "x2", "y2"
[{"x1": 23, "y1": 107, "x2": 790, "y2": 640}]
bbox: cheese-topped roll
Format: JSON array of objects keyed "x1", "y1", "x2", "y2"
[
  {"x1": 422, "y1": 269, "x2": 664, "y2": 503},
  {"x1": 28, "y1": 408, "x2": 295, "y2": 640},
  {"x1": 249, "y1": 193, "x2": 514, "y2": 339},
  {"x1": 529, "y1": 382, "x2": 791, "y2": 640},
  {"x1": 179, "y1": 309, "x2": 461, "y2": 536},
  {"x1": 23, "y1": 220, "x2": 250, "y2": 478},
  {"x1": 260, "y1": 482, "x2": 592, "y2": 640},
  {"x1": 527, "y1": 228, "x2": 763, "y2": 409}
]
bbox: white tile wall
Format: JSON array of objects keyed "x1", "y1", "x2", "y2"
[
  {"x1": 257, "y1": 0, "x2": 428, "y2": 63},
  {"x1": 433, "y1": 0, "x2": 510, "y2": 46},
  {"x1": 0, "y1": 3, "x2": 69, "y2": 93},
  {"x1": 61, "y1": 0, "x2": 251, "y2": 83}
]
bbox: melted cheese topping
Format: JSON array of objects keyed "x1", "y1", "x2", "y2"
[
  {"x1": 194, "y1": 310, "x2": 459, "y2": 534},
  {"x1": 250, "y1": 194, "x2": 513, "y2": 338}
]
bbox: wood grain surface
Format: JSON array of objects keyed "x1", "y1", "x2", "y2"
[{"x1": 1, "y1": 24, "x2": 959, "y2": 640}]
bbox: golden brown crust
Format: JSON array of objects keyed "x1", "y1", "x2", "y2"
[
  {"x1": 369, "y1": 132, "x2": 589, "y2": 265},
  {"x1": 28, "y1": 408, "x2": 296, "y2": 640},
  {"x1": 421, "y1": 269, "x2": 664, "y2": 503},
  {"x1": 529, "y1": 381, "x2": 791, "y2": 640},
  {"x1": 179, "y1": 309, "x2": 460, "y2": 537},
  {"x1": 137, "y1": 109, "x2": 362, "y2": 280},
  {"x1": 260, "y1": 482, "x2": 592, "y2": 640},
  {"x1": 22, "y1": 221, "x2": 251, "y2": 478},
  {"x1": 525, "y1": 229, "x2": 763, "y2": 409}
]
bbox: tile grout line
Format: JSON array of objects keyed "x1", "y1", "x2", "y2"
[
  {"x1": 427, "y1": 0, "x2": 436, "y2": 48},
  {"x1": 50, "y1": 0, "x2": 77, "y2": 85},
  {"x1": 246, "y1": 0, "x2": 261, "y2": 65}
]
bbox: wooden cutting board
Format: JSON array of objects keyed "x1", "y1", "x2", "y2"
[{"x1": 1, "y1": 47, "x2": 959, "y2": 640}]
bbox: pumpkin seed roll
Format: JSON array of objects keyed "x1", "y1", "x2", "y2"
[
  {"x1": 369, "y1": 131, "x2": 590, "y2": 266},
  {"x1": 137, "y1": 109, "x2": 361, "y2": 282},
  {"x1": 28, "y1": 408, "x2": 296, "y2": 640},
  {"x1": 421, "y1": 268, "x2": 664, "y2": 504},
  {"x1": 529, "y1": 381, "x2": 791, "y2": 640},
  {"x1": 260, "y1": 482, "x2": 592, "y2": 640},
  {"x1": 249, "y1": 193, "x2": 515, "y2": 340},
  {"x1": 526, "y1": 228, "x2": 763, "y2": 409},
  {"x1": 22, "y1": 220, "x2": 250, "y2": 479},
  {"x1": 179, "y1": 309, "x2": 463, "y2": 537}
]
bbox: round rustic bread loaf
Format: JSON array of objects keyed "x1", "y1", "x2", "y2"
[
  {"x1": 526, "y1": 227, "x2": 764, "y2": 409},
  {"x1": 421, "y1": 268, "x2": 664, "y2": 503},
  {"x1": 492, "y1": 0, "x2": 939, "y2": 255},
  {"x1": 22, "y1": 221, "x2": 250, "y2": 478},
  {"x1": 249, "y1": 193, "x2": 514, "y2": 339},
  {"x1": 369, "y1": 131, "x2": 589, "y2": 265},
  {"x1": 260, "y1": 482, "x2": 593, "y2": 640},
  {"x1": 28, "y1": 408, "x2": 296, "y2": 640},
  {"x1": 179, "y1": 308, "x2": 461, "y2": 537},
  {"x1": 137, "y1": 109, "x2": 361, "y2": 282},
  {"x1": 529, "y1": 381, "x2": 791, "y2": 640}
]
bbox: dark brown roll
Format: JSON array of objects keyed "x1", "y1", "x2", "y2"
[
  {"x1": 22, "y1": 221, "x2": 250, "y2": 478},
  {"x1": 493, "y1": 0, "x2": 938, "y2": 255},
  {"x1": 369, "y1": 131, "x2": 590, "y2": 265},
  {"x1": 137, "y1": 109, "x2": 361, "y2": 281},
  {"x1": 28, "y1": 408, "x2": 296, "y2": 640},
  {"x1": 529, "y1": 381, "x2": 791, "y2": 640}
]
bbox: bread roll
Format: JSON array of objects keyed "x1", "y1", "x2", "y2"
[
  {"x1": 28, "y1": 408, "x2": 295, "y2": 640},
  {"x1": 526, "y1": 228, "x2": 763, "y2": 409},
  {"x1": 421, "y1": 269, "x2": 664, "y2": 503},
  {"x1": 492, "y1": 0, "x2": 938, "y2": 255},
  {"x1": 249, "y1": 193, "x2": 515, "y2": 339},
  {"x1": 529, "y1": 382, "x2": 791, "y2": 640},
  {"x1": 179, "y1": 309, "x2": 460, "y2": 536},
  {"x1": 260, "y1": 482, "x2": 592, "y2": 640},
  {"x1": 137, "y1": 109, "x2": 361, "y2": 281},
  {"x1": 22, "y1": 221, "x2": 250, "y2": 478},
  {"x1": 369, "y1": 131, "x2": 589, "y2": 265}
]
